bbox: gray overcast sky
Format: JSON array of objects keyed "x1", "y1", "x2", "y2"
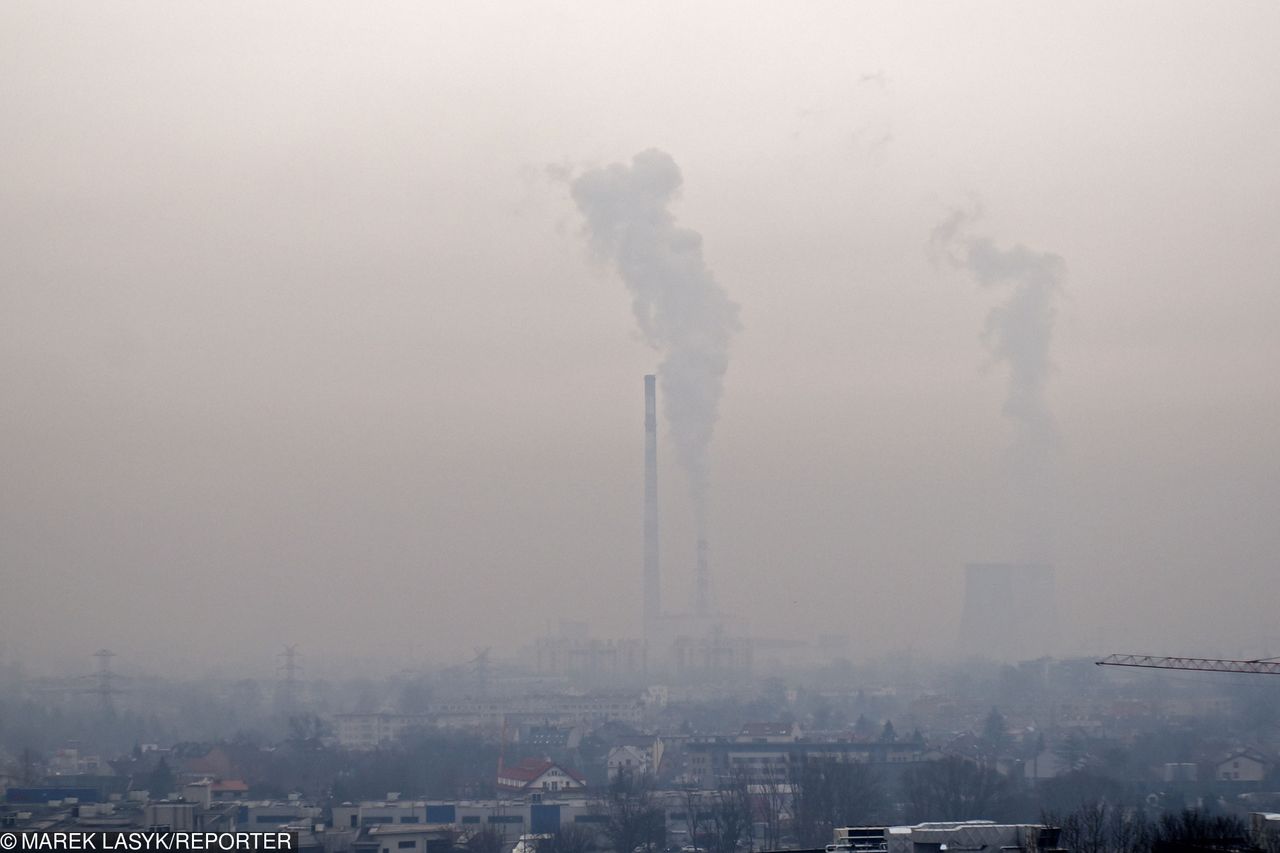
[{"x1": 2, "y1": 2, "x2": 1278, "y2": 675}]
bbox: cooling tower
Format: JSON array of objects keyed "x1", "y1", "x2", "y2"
[{"x1": 958, "y1": 562, "x2": 1059, "y2": 660}]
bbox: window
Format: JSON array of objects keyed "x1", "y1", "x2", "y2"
[
  {"x1": 399, "y1": 842, "x2": 416, "y2": 849},
  {"x1": 489, "y1": 816, "x2": 523, "y2": 824},
  {"x1": 462, "y1": 817, "x2": 481, "y2": 825},
  {"x1": 401, "y1": 817, "x2": 420, "y2": 824}
]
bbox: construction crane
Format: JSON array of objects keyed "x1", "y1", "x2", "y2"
[{"x1": 1096, "y1": 654, "x2": 1280, "y2": 675}]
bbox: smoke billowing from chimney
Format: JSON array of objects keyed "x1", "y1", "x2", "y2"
[
  {"x1": 931, "y1": 207, "x2": 1064, "y2": 561},
  {"x1": 570, "y1": 150, "x2": 740, "y2": 532}
]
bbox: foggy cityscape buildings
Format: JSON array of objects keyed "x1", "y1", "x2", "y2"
[{"x1": 3, "y1": 6, "x2": 1280, "y2": 849}]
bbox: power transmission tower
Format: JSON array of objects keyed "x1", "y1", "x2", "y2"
[
  {"x1": 278, "y1": 645, "x2": 303, "y2": 716},
  {"x1": 470, "y1": 647, "x2": 491, "y2": 694},
  {"x1": 88, "y1": 649, "x2": 121, "y2": 715},
  {"x1": 21, "y1": 747, "x2": 37, "y2": 785}
]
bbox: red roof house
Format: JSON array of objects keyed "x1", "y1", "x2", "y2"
[{"x1": 496, "y1": 757, "x2": 587, "y2": 794}]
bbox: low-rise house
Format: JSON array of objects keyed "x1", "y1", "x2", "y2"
[
  {"x1": 736, "y1": 722, "x2": 801, "y2": 743},
  {"x1": 1163, "y1": 763, "x2": 1199, "y2": 783},
  {"x1": 496, "y1": 758, "x2": 586, "y2": 795},
  {"x1": 1217, "y1": 749, "x2": 1271, "y2": 782},
  {"x1": 607, "y1": 746, "x2": 651, "y2": 780},
  {"x1": 211, "y1": 780, "x2": 249, "y2": 801}
]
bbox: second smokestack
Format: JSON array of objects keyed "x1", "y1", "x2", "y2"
[
  {"x1": 695, "y1": 537, "x2": 710, "y2": 617},
  {"x1": 644, "y1": 375, "x2": 660, "y2": 642}
]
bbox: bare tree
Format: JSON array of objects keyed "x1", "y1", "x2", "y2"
[
  {"x1": 703, "y1": 778, "x2": 754, "y2": 853},
  {"x1": 750, "y1": 775, "x2": 788, "y2": 852},
  {"x1": 1106, "y1": 805, "x2": 1150, "y2": 853},
  {"x1": 1044, "y1": 802, "x2": 1242, "y2": 853},
  {"x1": 464, "y1": 828, "x2": 506, "y2": 853},
  {"x1": 597, "y1": 771, "x2": 666, "y2": 853},
  {"x1": 1152, "y1": 810, "x2": 1248, "y2": 851},
  {"x1": 900, "y1": 756, "x2": 1009, "y2": 824},
  {"x1": 681, "y1": 787, "x2": 712, "y2": 851},
  {"x1": 792, "y1": 756, "x2": 885, "y2": 847},
  {"x1": 1076, "y1": 801, "x2": 1110, "y2": 853},
  {"x1": 545, "y1": 825, "x2": 597, "y2": 853}
]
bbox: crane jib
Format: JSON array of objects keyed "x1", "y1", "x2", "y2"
[{"x1": 1096, "y1": 654, "x2": 1280, "y2": 675}]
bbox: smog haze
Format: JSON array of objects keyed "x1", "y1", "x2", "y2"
[{"x1": 2, "y1": 1, "x2": 1278, "y2": 677}]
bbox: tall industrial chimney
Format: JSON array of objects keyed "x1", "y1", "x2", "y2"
[
  {"x1": 695, "y1": 538, "x2": 710, "y2": 617},
  {"x1": 958, "y1": 562, "x2": 1059, "y2": 660},
  {"x1": 643, "y1": 375, "x2": 661, "y2": 642}
]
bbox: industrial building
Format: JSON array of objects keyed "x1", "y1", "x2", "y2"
[
  {"x1": 531, "y1": 636, "x2": 649, "y2": 680},
  {"x1": 331, "y1": 799, "x2": 604, "y2": 845},
  {"x1": 333, "y1": 693, "x2": 645, "y2": 748},
  {"x1": 833, "y1": 822, "x2": 1061, "y2": 853},
  {"x1": 684, "y1": 735, "x2": 928, "y2": 788}
]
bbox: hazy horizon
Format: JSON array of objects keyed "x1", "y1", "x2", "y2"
[{"x1": 3, "y1": 2, "x2": 1278, "y2": 676}]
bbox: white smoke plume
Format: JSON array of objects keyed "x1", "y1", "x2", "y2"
[
  {"x1": 931, "y1": 207, "x2": 1064, "y2": 560},
  {"x1": 569, "y1": 150, "x2": 740, "y2": 529}
]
